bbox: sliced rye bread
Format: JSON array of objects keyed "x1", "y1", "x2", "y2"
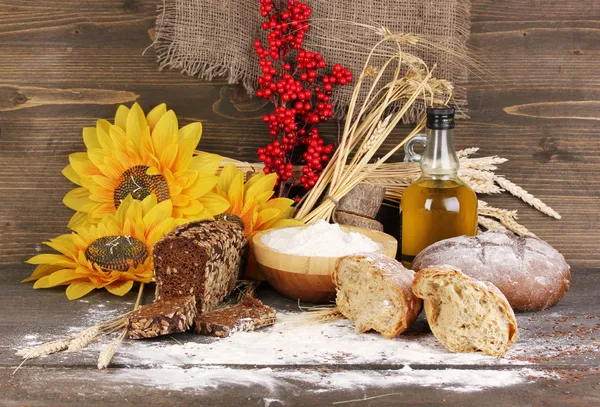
[
  {"x1": 153, "y1": 215, "x2": 248, "y2": 314},
  {"x1": 127, "y1": 296, "x2": 196, "y2": 339},
  {"x1": 194, "y1": 295, "x2": 276, "y2": 337}
]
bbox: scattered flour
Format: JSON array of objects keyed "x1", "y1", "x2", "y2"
[
  {"x1": 118, "y1": 314, "x2": 502, "y2": 367},
  {"x1": 261, "y1": 220, "x2": 382, "y2": 257},
  {"x1": 101, "y1": 313, "x2": 557, "y2": 394},
  {"x1": 112, "y1": 365, "x2": 546, "y2": 394}
]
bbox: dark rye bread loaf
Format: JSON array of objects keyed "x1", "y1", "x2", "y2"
[
  {"x1": 412, "y1": 230, "x2": 571, "y2": 311},
  {"x1": 153, "y1": 215, "x2": 249, "y2": 314},
  {"x1": 194, "y1": 295, "x2": 276, "y2": 337},
  {"x1": 127, "y1": 296, "x2": 196, "y2": 339}
]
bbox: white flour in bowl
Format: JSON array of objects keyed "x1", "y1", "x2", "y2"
[{"x1": 261, "y1": 220, "x2": 383, "y2": 256}]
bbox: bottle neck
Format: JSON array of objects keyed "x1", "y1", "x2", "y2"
[{"x1": 420, "y1": 128, "x2": 460, "y2": 179}]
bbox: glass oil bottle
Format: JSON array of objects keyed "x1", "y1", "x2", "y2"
[{"x1": 401, "y1": 107, "x2": 478, "y2": 268}]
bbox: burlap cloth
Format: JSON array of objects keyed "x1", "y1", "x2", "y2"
[{"x1": 154, "y1": 0, "x2": 470, "y2": 123}]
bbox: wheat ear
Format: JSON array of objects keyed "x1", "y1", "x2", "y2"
[
  {"x1": 495, "y1": 176, "x2": 561, "y2": 219},
  {"x1": 478, "y1": 201, "x2": 536, "y2": 237},
  {"x1": 98, "y1": 282, "x2": 145, "y2": 370},
  {"x1": 67, "y1": 325, "x2": 100, "y2": 353},
  {"x1": 478, "y1": 216, "x2": 506, "y2": 232},
  {"x1": 16, "y1": 339, "x2": 70, "y2": 360},
  {"x1": 97, "y1": 329, "x2": 126, "y2": 370}
]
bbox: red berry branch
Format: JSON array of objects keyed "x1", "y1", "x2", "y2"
[{"x1": 255, "y1": 0, "x2": 352, "y2": 194}]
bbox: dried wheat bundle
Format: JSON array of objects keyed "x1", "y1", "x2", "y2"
[{"x1": 292, "y1": 32, "x2": 453, "y2": 223}]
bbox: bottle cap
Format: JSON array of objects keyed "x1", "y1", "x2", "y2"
[{"x1": 426, "y1": 107, "x2": 455, "y2": 130}]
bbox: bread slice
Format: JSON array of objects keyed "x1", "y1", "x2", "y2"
[
  {"x1": 412, "y1": 265, "x2": 518, "y2": 356},
  {"x1": 333, "y1": 253, "x2": 422, "y2": 339},
  {"x1": 194, "y1": 295, "x2": 276, "y2": 337},
  {"x1": 127, "y1": 296, "x2": 196, "y2": 340}
]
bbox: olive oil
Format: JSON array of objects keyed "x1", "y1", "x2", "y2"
[
  {"x1": 401, "y1": 107, "x2": 478, "y2": 268},
  {"x1": 401, "y1": 179, "x2": 477, "y2": 267}
]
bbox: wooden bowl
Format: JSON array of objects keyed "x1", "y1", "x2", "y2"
[{"x1": 252, "y1": 226, "x2": 397, "y2": 303}]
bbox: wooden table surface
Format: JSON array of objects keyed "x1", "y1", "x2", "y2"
[{"x1": 1, "y1": 0, "x2": 599, "y2": 405}]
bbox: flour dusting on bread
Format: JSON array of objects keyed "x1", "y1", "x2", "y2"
[{"x1": 333, "y1": 253, "x2": 422, "y2": 339}]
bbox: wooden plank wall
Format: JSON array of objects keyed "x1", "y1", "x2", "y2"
[{"x1": 0, "y1": 0, "x2": 598, "y2": 270}]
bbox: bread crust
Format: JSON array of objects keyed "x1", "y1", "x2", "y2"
[
  {"x1": 333, "y1": 253, "x2": 422, "y2": 338},
  {"x1": 413, "y1": 265, "x2": 518, "y2": 356},
  {"x1": 412, "y1": 230, "x2": 571, "y2": 311}
]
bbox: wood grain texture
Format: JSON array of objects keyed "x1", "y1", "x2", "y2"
[
  {"x1": 0, "y1": 0, "x2": 598, "y2": 270},
  {"x1": 1, "y1": 265, "x2": 600, "y2": 405}
]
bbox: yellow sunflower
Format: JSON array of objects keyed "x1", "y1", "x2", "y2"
[
  {"x1": 22, "y1": 195, "x2": 183, "y2": 300},
  {"x1": 214, "y1": 163, "x2": 302, "y2": 241},
  {"x1": 62, "y1": 102, "x2": 229, "y2": 229}
]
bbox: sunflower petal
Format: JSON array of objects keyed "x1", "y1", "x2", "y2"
[
  {"x1": 126, "y1": 102, "x2": 147, "y2": 151},
  {"x1": 68, "y1": 211, "x2": 91, "y2": 230},
  {"x1": 69, "y1": 152, "x2": 101, "y2": 180},
  {"x1": 140, "y1": 194, "x2": 158, "y2": 215},
  {"x1": 143, "y1": 199, "x2": 173, "y2": 232},
  {"x1": 175, "y1": 170, "x2": 198, "y2": 190},
  {"x1": 159, "y1": 143, "x2": 179, "y2": 171},
  {"x1": 243, "y1": 171, "x2": 264, "y2": 192},
  {"x1": 92, "y1": 175, "x2": 118, "y2": 191},
  {"x1": 45, "y1": 234, "x2": 79, "y2": 259},
  {"x1": 96, "y1": 119, "x2": 113, "y2": 150},
  {"x1": 189, "y1": 152, "x2": 223, "y2": 175},
  {"x1": 246, "y1": 173, "x2": 277, "y2": 200},
  {"x1": 179, "y1": 199, "x2": 204, "y2": 216},
  {"x1": 228, "y1": 172, "x2": 245, "y2": 214},
  {"x1": 105, "y1": 280, "x2": 134, "y2": 296},
  {"x1": 146, "y1": 166, "x2": 161, "y2": 175},
  {"x1": 184, "y1": 174, "x2": 218, "y2": 199},
  {"x1": 152, "y1": 110, "x2": 178, "y2": 154},
  {"x1": 21, "y1": 264, "x2": 64, "y2": 283},
  {"x1": 114, "y1": 105, "x2": 130, "y2": 130},
  {"x1": 254, "y1": 208, "x2": 282, "y2": 228},
  {"x1": 217, "y1": 163, "x2": 239, "y2": 192},
  {"x1": 175, "y1": 123, "x2": 202, "y2": 171},
  {"x1": 48, "y1": 269, "x2": 86, "y2": 286},
  {"x1": 82, "y1": 127, "x2": 101, "y2": 150},
  {"x1": 62, "y1": 164, "x2": 81, "y2": 186},
  {"x1": 27, "y1": 253, "x2": 77, "y2": 267},
  {"x1": 171, "y1": 194, "x2": 190, "y2": 207},
  {"x1": 147, "y1": 103, "x2": 167, "y2": 131},
  {"x1": 66, "y1": 281, "x2": 96, "y2": 300},
  {"x1": 63, "y1": 187, "x2": 95, "y2": 212},
  {"x1": 198, "y1": 192, "x2": 230, "y2": 216}
]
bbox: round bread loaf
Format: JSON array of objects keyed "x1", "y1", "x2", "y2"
[{"x1": 412, "y1": 230, "x2": 571, "y2": 311}]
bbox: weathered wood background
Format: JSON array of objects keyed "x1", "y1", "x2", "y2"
[{"x1": 0, "y1": 0, "x2": 599, "y2": 271}]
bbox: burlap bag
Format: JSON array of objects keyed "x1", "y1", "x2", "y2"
[{"x1": 154, "y1": 0, "x2": 470, "y2": 122}]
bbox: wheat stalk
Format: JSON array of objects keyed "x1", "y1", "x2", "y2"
[
  {"x1": 16, "y1": 339, "x2": 70, "y2": 360},
  {"x1": 478, "y1": 216, "x2": 505, "y2": 232},
  {"x1": 359, "y1": 115, "x2": 392, "y2": 153},
  {"x1": 457, "y1": 147, "x2": 480, "y2": 158},
  {"x1": 97, "y1": 329, "x2": 126, "y2": 370},
  {"x1": 67, "y1": 325, "x2": 100, "y2": 353},
  {"x1": 282, "y1": 306, "x2": 346, "y2": 327},
  {"x1": 293, "y1": 29, "x2": 453, "y2": 223},
  {"x1": 478, "y1": 200, "x2": 536, "y2": 236},
  {"x1": 495, "y1": 176, "x2": 561, "y2": 219}
]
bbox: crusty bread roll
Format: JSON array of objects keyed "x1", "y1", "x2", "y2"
[
  {"x1": 412, "y1": 230, "x2": 571, "y2": 311},
  {"x1": 413, "y1": 265, "x2": 518, "y2": 356},
  {"x1": 333, "y1": 253, "x2": 422, "y2": 339}
]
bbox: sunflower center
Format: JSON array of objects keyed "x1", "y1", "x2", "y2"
[
  {"x1": 113, "y1": 165, "x2": 170, "y2": 208},
  {"x1": 85, "y1": 235, "x2": 148, "y2": 271}
]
